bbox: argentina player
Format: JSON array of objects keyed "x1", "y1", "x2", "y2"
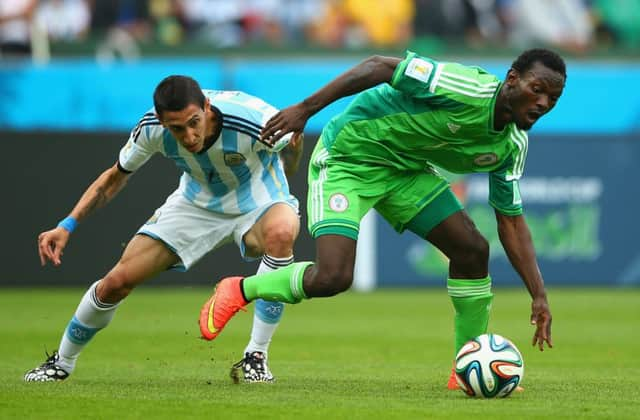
[{"x1": 26, "y1": 76, "x2": 303, "y2": 383}]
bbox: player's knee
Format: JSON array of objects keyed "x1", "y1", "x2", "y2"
[
  {"x1": 452, "y1": 234, "x2": 489, "y2": 270},
  {"x1": 99, "y1": 268, "x2": 137, "y2": 302},
  {"x1": 474, "y1": 235, "x2": 490, "y2": 263},
  {"x1": 262, "y1": 223, "x2": 297, "y2": 255}
]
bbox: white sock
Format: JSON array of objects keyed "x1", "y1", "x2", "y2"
[
  {"x1": 244, "y1": 254, "x2": 293, "y2": 357},
  {"x1": 57, "y1": 280, "x2": 120, "y2": 372}
]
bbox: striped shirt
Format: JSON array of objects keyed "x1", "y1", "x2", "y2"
[{"x1": 118, "y1": 90, "x2": 297, "y2": 215}]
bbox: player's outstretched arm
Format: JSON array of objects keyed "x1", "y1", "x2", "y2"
[
  {"x1": 261, "y1": 55, "x2": 402, "y2": 145},
  {"x1": 37, "y1": 163, "x2": 130, "y2": 267},
  {"x1": 495, "y1": 211, "x2": 553, "y2": 351}
]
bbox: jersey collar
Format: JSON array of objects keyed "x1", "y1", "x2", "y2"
[
  {"x1": 198, "y1": 105, "x2": 223, "y2": 154},
  {"x1": 488, "y1": 81, "x2": 504, "y2": 135}
]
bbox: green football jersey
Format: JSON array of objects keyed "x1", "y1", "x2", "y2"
[{"x1": 321, "y1": 51, "x2": 528, "y2": 215}]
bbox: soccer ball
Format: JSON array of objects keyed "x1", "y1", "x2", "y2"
[{"x1": 455, "y1": 333, "x2": 524, "y2": 398}]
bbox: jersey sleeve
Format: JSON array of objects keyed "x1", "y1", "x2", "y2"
[
  {"x1": 390, "y1": 51, "x2": 440, "y2": 99},
  {"x1": 118, "y1": 113, "x2": 161, "y2": 173},
  {"x1": 391, "y1": 51, "x2": 500, "y2": 104},
  {"x1": 488, "y1": 129, "x2": 529, "y2": 215},
  {"x1": 488, "y1": 164, "x2": 523, "y2": 215},
  {"x1": 254, "y1": 98, "x2": 293, "y2": 153}
]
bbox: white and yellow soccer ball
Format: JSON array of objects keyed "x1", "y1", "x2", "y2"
[{"x1": 455, "y1": 333, "x2": 524, "y2": 398}]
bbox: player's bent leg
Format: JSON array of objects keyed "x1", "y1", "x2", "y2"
[
  {"x1": 25, "y1": 236, "x2": 179, "y2": 382},
  {"x1": 25, "y1": 279, "x2": 119, "y2": 382},
  {"x1": 241, "y1": 256, "x2": 292, "y2": 383},
  {"x1": 239, "y1": 202, "x2": 299, "y2": 381},
  {"x1": 419, "y1": 207, "x2": 494, "y2": 389},
  {"x1": 241, "y1": 234, "x2": 356, "y2": 301},
  {"x1": 97, "y1": 235, "x2": 181, "y2": 303},
  {"x1": 199, "y1": 260, "x2": 314, "y2": 341},
  {"x1": 243, "y1": 202, "x2": 299, "y2": 259},
  {"x1": 199, "y1": 235, "x2": 357, "y2": 341},
  {"x1": 425, "y1": 210, "x2": 489, "y2": 280}
]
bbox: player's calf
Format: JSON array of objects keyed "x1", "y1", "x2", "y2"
[{"x1": 304, "y1": 266, "x2": 353, "y2": 297}]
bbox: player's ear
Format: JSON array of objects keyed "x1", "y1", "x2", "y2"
[
  {"x1": 203, "y1": 97, "x2": 210, "y2": 111},
  {"x1": 154, "y1": 112, "x2": 166, "y2": 126},
  {"x1": 505, "y1": 68, "x2": 519, "y2": 87}
]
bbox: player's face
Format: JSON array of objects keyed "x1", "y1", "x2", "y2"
[
  {"x1": 507, "y1": 62, "x2": 565, "y2": 130},
  {"x1": 160, "y1": 102, "x2": 208, "y2": 153}
]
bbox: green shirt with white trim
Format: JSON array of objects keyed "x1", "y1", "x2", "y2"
[{"x1": 321, "y1": 51, "x2": 527, "y2": 215}]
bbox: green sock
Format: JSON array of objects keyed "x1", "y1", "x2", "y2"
[
  {"x1": 242, "y1": 261, "x2": 313, "y2": 304},
  {"x1": 447, "y1": 276, "x2": 493, "y2": 356}
]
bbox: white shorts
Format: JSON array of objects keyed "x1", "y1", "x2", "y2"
[{"x1": 137, "y1": 190, "x2": 299, "y2": 271}]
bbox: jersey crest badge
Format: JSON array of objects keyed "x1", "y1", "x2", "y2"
[
  {"x1": 145, "y1": 211, "x2": 161, "y2": 225},
  {"x1": 447, "y1": 122, "x2": 461, "y2": 133},
  {"x1": 405, "y1": 58, "x2": 433, "y2": 83},
  {"x1": 473, "y1": 153, "x2": 499, "y2": 166},
  {"x1": 329, "y1": 193, "x2": 349, "y2": 213},
  {"x1": 224, "y1": 153, "x2": 247, "y2": 166}
]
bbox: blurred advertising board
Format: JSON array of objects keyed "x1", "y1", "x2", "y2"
[{"x1": 376, "y1": 135, "x2": 640, "y2": 286}]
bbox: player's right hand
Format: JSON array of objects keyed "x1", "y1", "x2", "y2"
[
  {"x1": 38, "y1": 227, "x2": 71, "y2": 267},
  {"x1": 530, "y1": 296, "x2": 553, "y2": 351},
  {"x1": 261, "y1": 103, "x2": 311, "y2": 146}
]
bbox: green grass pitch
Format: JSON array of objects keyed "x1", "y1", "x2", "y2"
[{"x1": 1, "y1": 287, "x2": 639, "y2": 419}]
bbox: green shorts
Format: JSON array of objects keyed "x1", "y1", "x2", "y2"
[{"x1": 307, "y1": 139, "x2": 463, "y2": 240}]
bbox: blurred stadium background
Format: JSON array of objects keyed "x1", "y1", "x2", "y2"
[{"x1": 2, "y1": 0, "x2": 640, "y2": 289}]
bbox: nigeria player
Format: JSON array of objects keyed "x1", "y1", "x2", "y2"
[
  {"x1": 25, "y1": 76, "x2": 303, "y2": 383},
  {"x1": 199, "y1": 49, "x2": 565, "y2": 389}
]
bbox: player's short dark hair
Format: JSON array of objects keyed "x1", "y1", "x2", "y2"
[
  {"x1": 153, "y1": 75, "x2": 206, "y2": 119},
  {"x1": 511, "y1": 48, "x2": 567, "y2": 79}
]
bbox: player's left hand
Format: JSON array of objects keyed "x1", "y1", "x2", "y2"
[
  {"x1": 530, "y1": 296, "x2": 553, "y2": 351},
  {"x1": 261, "y1": 103, "x2": 311, "y2": 146}
]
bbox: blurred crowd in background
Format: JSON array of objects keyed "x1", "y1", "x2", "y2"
[{"x1": 1, "y1": 0, "x2": 639, "y2": 59}]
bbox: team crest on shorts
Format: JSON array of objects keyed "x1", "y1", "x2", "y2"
[
  {"x1": 329, "y1": 193, "x2": 349, "y2": 212},
  {"x1": 224, "y1": 152, "x2": 246, "y2": 166}
]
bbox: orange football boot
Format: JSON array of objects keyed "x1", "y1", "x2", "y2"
[
  {"x1": 448, "y1": 367, "x2": 460, "y2": 390},
  {"x1": 199, "y1": 276, "x2": 248, "y2": 341}
]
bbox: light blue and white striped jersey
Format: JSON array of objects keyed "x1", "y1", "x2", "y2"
[{"x1": 118, "y1": 90, "x2": 298, "y2": 215}]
